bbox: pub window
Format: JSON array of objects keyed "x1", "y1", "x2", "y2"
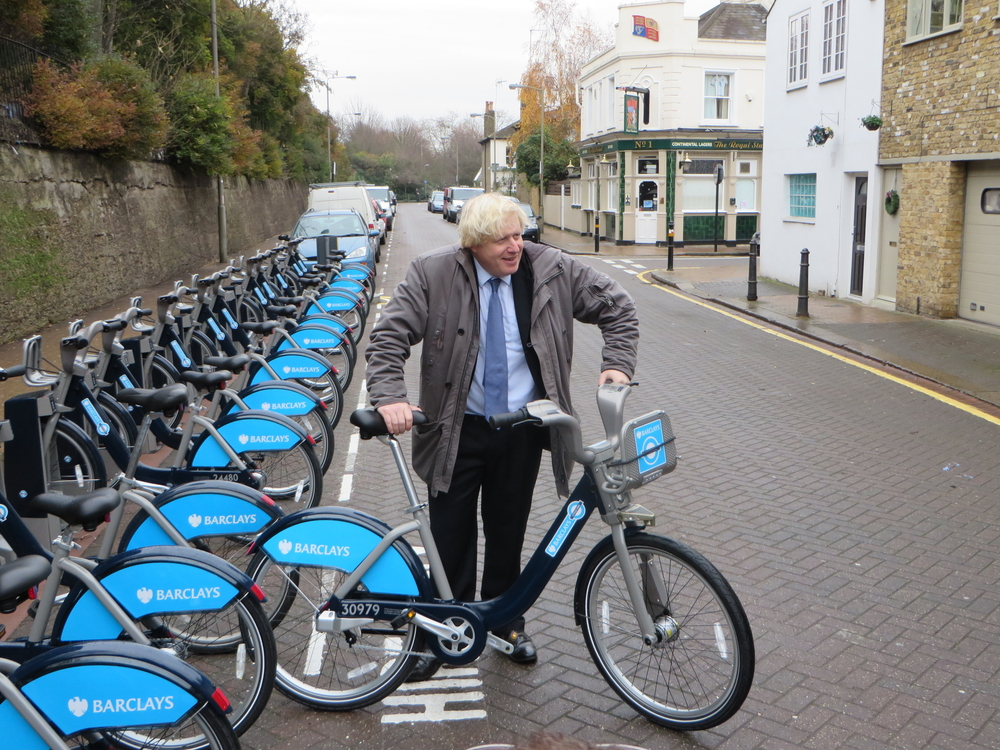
[
  {"x1": 682, "y1": 159, "x2": 723, "y2": 175},
  {"x1": 637, "y1": 157, "x2": 659, "y2": 175}
]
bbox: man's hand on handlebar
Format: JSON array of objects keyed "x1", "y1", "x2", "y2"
[
  {"x1": 599, "y1": 369, "x2": 631, "y2": 386},
  {"x1": 376, "y1": 402, "x2": 422, "y2": 435}
]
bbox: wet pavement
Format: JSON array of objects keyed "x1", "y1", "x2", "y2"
[{"x1": 539, "y1": 225, "x2": 1000, "y2": 409}]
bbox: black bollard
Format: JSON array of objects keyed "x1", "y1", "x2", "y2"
[
  {"x1": 747, "y1": 231, "x2": 759, "y2": 301},
  {"x1": 667, "y1": 220, "x2": 675, "y2": 271},
  {"x1": 797, "y1": 248, "x2": 810, "y2": 317}
]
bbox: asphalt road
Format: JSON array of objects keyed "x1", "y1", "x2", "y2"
[{"x1": 232, "y1": 203, "x2": 1000, "y2": 750}]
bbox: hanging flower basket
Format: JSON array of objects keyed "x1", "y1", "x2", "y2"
[
  {"x1": 807, "y1": 125, "x2": 834, "y2": 146},
  {"x1": 861, "y1": 115, "x2": 883, "y2": 131},
  {"x1": 884, "y1": 189, "x2": 900, "y2": 216}
]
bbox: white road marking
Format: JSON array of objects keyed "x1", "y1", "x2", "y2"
[
  {"x1": 337, "y1": 381, "x2": 368, "y2": 502},
  {"x1": 382, "y1": 667, "x2": 486, "y2": 723}
]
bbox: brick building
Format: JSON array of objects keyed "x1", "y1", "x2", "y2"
[{"x1": 880, "y1": 0, "x2": 1000, "y2": 323}]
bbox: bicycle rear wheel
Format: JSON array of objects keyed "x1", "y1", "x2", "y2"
[
  {"x1": 45, "y1": 420, "x2": 107, "y2": 495},
  {"x1": 577, "y1": 532, "x2": 754, "y2": 731},
  {"x1": 239, "y1": 442, "x2": 323, "y2": 508},
  {"x1": 152, "y1": 594, "x2": 276, "y2": 737},
  {"x1": 86, "y1": 702, "x2": 240, "y2": 750},
  {"x1": 246, "y1": 552, "x2": 420, "y2": 710}
]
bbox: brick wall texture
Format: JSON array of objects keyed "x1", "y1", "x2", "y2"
[{"x1": 880, "y1": 0, "x2": 1000, "y2": 317}]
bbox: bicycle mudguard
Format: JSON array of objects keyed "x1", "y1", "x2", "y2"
[
  {"x1": 296, "y1": 313, "x2": 353, "y2": 336},
  {"x1": 248, "y1": 349, "x2": 333, "y2": 386},
  {"x1": 303, "y1": 293, "x2": 360, "y2": 316},
  {"x1": 53, "y1": 546, "x2": 262, "y2": 642},
  {"x1": 220, "y1": 380, "x2": 327, "y2": 419},
  {"x1": 273, "y1": 324, "x2": 350, "y2": 354},
  {"x1": 250, "y1": 507, "x2": 431, "y2": 598},
  {"x1": 335, "y1": 266, "x2": 373, "y2": 282},
  {"x1": 326, "y1": 279, "x2": 367, "y2": 297},
  {"x1": 187, "y1": 409, "x2": 309, "y2": 467},
  {"x1": 117, "y1": 480, "x2": 283, "y2": 552},
  {"x1": 2, "y1": 641, "x2": 220, "y2": 743}
]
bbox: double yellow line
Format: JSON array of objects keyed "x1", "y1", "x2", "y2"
[{"x1": 638, "y1": 270, "x2": 1000, "y2": 428}]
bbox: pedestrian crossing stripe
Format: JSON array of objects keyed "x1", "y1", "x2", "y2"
[{"x1": 639, "y1": 270, "x2": 1000, "y2": 429}]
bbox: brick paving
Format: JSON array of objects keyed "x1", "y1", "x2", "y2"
[{"x1": 6, "y1": 204, "x2": 1000, "y2": 749}]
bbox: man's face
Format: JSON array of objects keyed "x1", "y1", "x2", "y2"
[{"x1": 470, "y1": 218, "x2": 524, "y2": 278}]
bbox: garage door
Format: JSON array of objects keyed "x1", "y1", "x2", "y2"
[{"x1": 960, "y1": 161, "x2": 1000, "y2": 327}]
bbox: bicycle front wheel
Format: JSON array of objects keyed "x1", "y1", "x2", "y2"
[
  {"x1": 241, "y1": 442, "x2": 324, "y2": 508},
  {"x1": 246, "y1": 552, "x2": 421, "y2": 710},
  {"x1": 45, "y1": 420, "x2": 107, "y2": 495},
  {"x1": 154, "y1": 594, "x2": 276, "y2": 737},
  {"x1": 577, "y1": 532, "x2": 754, "y2": 731},
  {"x1": 89, "y1": 701, "x2": 240, "y2": 750}
]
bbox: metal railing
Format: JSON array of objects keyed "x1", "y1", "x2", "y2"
[{"x1": 0, "y1": 35, "x2": 53, "y2": 145}]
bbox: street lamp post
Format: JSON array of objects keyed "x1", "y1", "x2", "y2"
[
  {"x1": 323, "y1": 71, "x2": 356, "y2": 182},
  {"x1": 509, "y1": 83, "x2": 545, "y2": 204}
]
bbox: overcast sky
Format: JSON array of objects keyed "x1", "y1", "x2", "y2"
[{"x1": 294, "y1": 0, "x2": 719, "y2": 127}]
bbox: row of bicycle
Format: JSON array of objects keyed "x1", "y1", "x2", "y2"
[{"x1": 0, "y1": 239, "x2": 378, "y2": 749}]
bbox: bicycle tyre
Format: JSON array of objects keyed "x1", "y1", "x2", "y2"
[
  {"x1": 188, "y1": 329, "x2": 221, "y2": 369},
  {"x1": 97, "y1": 390, "x2": 139, "y2": 454},
  {"x1": 91, "y1": 699, "x2": 241, "y2": 750},
  {"x1": 284, "y1": 404, "x2": 335, "y2": 474},
  {"x1": 239, "y1": 441, "x2": 324, "y2": 508},
  {"x1": 577, "y1": 532, "x2": 754, "y2": 731},
  {"x1": 45, "y1": 420, "x2": 108, "y2": 495},
  {"x1": 288, "y1": 368, "x2": 344, "y2": 428},
  {"x1": 245, "y1": 551, "x2": 421, "y2": 710},
  {"x1": 153, "y1": 593, "x2": 276, "y2": 738}
]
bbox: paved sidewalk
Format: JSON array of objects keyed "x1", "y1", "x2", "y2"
[{"x1": 540, "y1": 224, "x2": 1000, "y2": 409}]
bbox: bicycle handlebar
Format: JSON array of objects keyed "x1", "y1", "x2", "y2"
[{"x1": 488, "y1": 407, "x2": 534, "y2": 430}]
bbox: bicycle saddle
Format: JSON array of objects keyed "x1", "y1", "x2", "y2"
[
  {"x1": 265, "y1": 304, "x2": 298, "y2": 317},
  {"x1": 180, "y1": 369, "x2": 233, "y2": 392},
  {"x1": 116, "y1": 382, "x2": 188, "y2": 412},
  {"x1": 350, "y1": 408, "x2": 428, "y2": 440},
  {"x1": 204, "y1": 353, "x2": 251, "y2": 372},
  {"x1": 241, "y1": 321, "x2": 280, "y2": 335},
  {"x1": 30, "y1": 487, "x2": 120, "y2": 530}
]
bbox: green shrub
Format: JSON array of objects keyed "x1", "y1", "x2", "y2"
[
  {"x1": 27, "y1": 56, "x2": 167, "y2": 159},
  {"x1": 165, "y1": 72, "x2": 235, "y2": 175}
]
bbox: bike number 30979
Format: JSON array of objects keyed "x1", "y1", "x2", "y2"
[{"x1": 342, "y1": 602, "x2": 381, "y2": 617}]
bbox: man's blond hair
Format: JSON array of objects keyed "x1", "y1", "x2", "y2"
[{"x1": 457, "y1": 192, "x2": 528, "y2": 248}]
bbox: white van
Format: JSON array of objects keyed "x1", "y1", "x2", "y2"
[{"x1": 307, "y1": 183, "x2": 385, "y2": 245}]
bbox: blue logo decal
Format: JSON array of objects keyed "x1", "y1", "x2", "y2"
[
  {"x1": 118, "y1": 373, "x2": 135, "y2": 389},
  {"x1": 21, "y1": 665, "x2": 196, "y2": 735},
  {"x1": 222, "y1": 308, "x2": 239, "y2": 329},
  {"x1": 262, "y1": 519, "x2": 419, "y2": 595},
  {"x1": 276, "y1": 275, "x2": 288, "y2": 289},
  {"x1": 241, "y1": 387, "x2": 312, "y2": 416},
  {"x1": 190, "y1": 417, "x2": 301, "y2": 466},
  {"x1": 0, "y1": 503, "x2": 8, "y2": 522},
  {"x1": 125, "y1": 492, "x2": 268, "y2": 550},
  {"x1": 317, "y1": 296, "x2": 353, "y2": 312},
  {"x1": 101, "y1": 562, "x2": 239, "y2": 616},
  {"x1": 545, "y1": 500, "x2": 587, "y2": 557},
  {"x1": 169, "y1": 340, "x2": 192, "y2": 368},
  {"x1": 262, "y1": 283, "x2": 275, "y2": 299},
  {"x1": 250, "y1": 354, "x2": 329, "y2": 385},
  {"x1": 253, "y1": 287, "x2": 268, "y2": 304},
  {"x1": 207, "y1": 318, "x2": 226, "y2": 341},
  {"x1": 81, "y1": 398, "x2": 111, "y2": 436},
  {"x1": 634, "y1": 420, "x2": 667, "y2": 473}
]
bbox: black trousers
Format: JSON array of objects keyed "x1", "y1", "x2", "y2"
[{"x1": 428, "y1": 413, "x2": 545, "y2": 635}]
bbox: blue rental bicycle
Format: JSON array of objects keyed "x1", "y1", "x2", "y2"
[{"x1": 246, "y1": 384, "x2": 755, "y2": 731}]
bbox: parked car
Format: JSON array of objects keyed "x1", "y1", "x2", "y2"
[
  {"x1": 307, "y1": 182, "x2": 384, "y2": 246},
  {"x1": 515, "y1": 201, "x2": 540, "y2": 243},
  {"x1": 364, "y1": 185, "x2": 395, "y2": 230},
  {"x1": 290, "y1": 208, "x2": 379, "y2": 271},
  {"x1": 371, "y1": 198, "x2": 390, "y2": 241},
  {"x1": 427, "y1": 190, "x2": 444, "y2": 213},
  {"x1": 443, "y1": 186, "x2": 484, "y2": 222}
]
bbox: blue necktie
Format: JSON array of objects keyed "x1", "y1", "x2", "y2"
[{"x1": 483, "y1": 277, "x2": 508, "y2": 418}]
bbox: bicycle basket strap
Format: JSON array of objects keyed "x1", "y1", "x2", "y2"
[{"x1": 614, "y1": 411, "x2": 677, "y2": 490}]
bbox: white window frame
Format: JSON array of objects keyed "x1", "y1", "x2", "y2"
[
  {"x1": 605, "y1": 75, "x2": 615, "y2": 130},
  {"x1": 788, "y1": 12, "x2": 809, "y2": 88},
  {"x1": 906, "y1": 0, "x2": 963, "y2": 42},
  {"x1": 702, "y1": 71, "x2": 734, "y2": 125},
  {"x1": 821, "y1": 0, "x2": 847, "y2": 78},
  {"x1": 787, "y1": 173, "x2": 817, "y2": 222}
]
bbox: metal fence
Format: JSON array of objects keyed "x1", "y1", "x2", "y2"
[{"x1": 0, "y1": 35, "x2": 48, "y2": 145}]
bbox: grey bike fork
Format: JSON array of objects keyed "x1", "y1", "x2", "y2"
[{"x1": 609, "y1": 523, "x2": 660, "y2": 644}]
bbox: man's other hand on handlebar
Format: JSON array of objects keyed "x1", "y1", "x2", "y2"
[{"x1": 599, "y1": 369, "x2": 631, "y2": 386}]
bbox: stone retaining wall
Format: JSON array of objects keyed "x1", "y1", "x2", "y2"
[{"x1": 0, "y1": 146, "x2": 306, "y2": 345}]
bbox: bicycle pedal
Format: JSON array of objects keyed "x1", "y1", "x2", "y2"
[
  {"x1": 486, "y1": 633, "x2": 514, "y2": 655},
  {"x1": 26, "y1": 600, "x2": 40, "y2": 619}
]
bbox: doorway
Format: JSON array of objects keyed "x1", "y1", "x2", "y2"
[
  {"x1": 635, "y1": 180, "x2": 658, "y2": 244},
  {"x1": 850, "y1": 177, "x2": 868, "y2": 296}
]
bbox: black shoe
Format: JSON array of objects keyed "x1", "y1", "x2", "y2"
[
  {"x1": 405, "y1": 652, "x2": 442, "y2": 682},
  {"x1": 502, "y1": 630, "x2": 537, "y2": 664}
]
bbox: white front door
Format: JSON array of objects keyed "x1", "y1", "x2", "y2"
[{"x1": 635, "y1": 180, "x2": 658, "y2": 244}]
